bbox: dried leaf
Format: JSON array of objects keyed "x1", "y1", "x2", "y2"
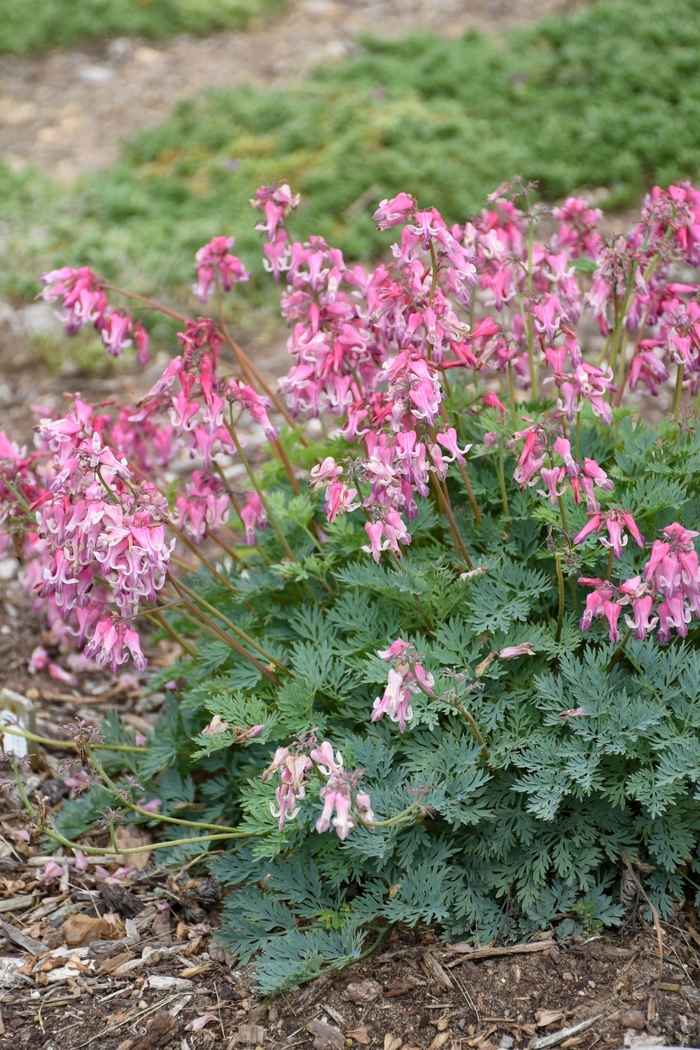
[
  {"x1": 237, "y1": 1024, "x2": 267, "y2": 1046},
  {"x1": 426, "y1": 1033, "x2": 451, "y2": 1050},
  {"x1": 307, "y1": 1019, "x2": 344, "y2": 1050},
  {"x1": 97, "y1": 950, "x2": 133, "y2": 975},
  {"x1": 422, "y1": 951, "x2": 454, "y2": 991},
  {"x1": 63, "y1": 913, "x2": 121, "y2": 947},
  {"x1": 347, "y1": 1027, "x2": 372, "y2": 1045},
  {"x1": 186, "y1": 1014, "x2": 217, "y2": 1032},
  {"x1": 115, "y1": 825, "x2": 152, "y2": 870},
  {"x1": 535, "y1": 1011, "x2": 566, "y2": 1028},
  {"x1": 384, "y1": 1036, "x2": 402, "y2": 1050}
]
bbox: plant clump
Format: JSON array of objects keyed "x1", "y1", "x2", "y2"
[{"x1": 3, "y1": 177, "x2": 700, "y2": 994}]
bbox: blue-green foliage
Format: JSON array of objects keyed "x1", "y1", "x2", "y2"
[{"x1": 67, "y1": 403, "x2": 700, "y2": 994}]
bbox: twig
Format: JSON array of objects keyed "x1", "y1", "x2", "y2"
[
  {"x1": 528, "y1": 1012, "x2": 608, "y2": 1050},
  {"x1": 445, "y1": 939, "x2": 555, "y2": 967}
]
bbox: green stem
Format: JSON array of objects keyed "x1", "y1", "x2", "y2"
[
  {"x1": 144, "y1": 609, "x2": 197, "y2": 659},
  {"x1": 12, "y1": 760, "x2": 35, "y2": 818},
  {"x1": 6, "y1": 726, "x2": 146, "y2": 753},
  {"x1": 86, "y1": 746, "x2": 244, "y2": 834},
  {"x1": 507, "y1": 360, "x2": 517, "y2": 431},
  {"x1": 166, "y1": 578, "x2": 282, "y2": 684},
  {"x1": 673, "y1": 363, "x2": 685, "y2": 419},
  {"x1": 498, "y1": 442, "x2": 510, "y2": 519},
  {"x1": 557, "y1": 495, "x2": 569, "y2": 534},
  {"x1": 175, "y1": 577, "x2": 285, "y2": 671},
  {"x1": 225, "y1": 421, "x2": 296, "y2": 563},
  {"x1": 607, "y1": 627, "x2": 633, "y2": 674},
  {"x1": 555, "y1": 553, "x2": 565, "y2": 644},
  {"x1": 42, "y1": 824, "x2": 248, "y2": 855}
]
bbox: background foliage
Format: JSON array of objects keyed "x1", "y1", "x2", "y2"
[
  {"x1": 3, "y1": 0, "x2": 700, "y2": 333},
  {"x1": 0, "y1": 0, "x2": 285, "y2": 56}
]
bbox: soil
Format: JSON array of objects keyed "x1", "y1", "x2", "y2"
[
  {"x1": 0, "y1": 907, "x2": 699, "y2": 1049},
  {"x1": 0, "y1": 0, "x2": 585, "y2": 182}
]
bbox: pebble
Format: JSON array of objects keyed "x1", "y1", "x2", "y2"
[{"x1": 0, "y1": 558, "x2": 18, "y2": 581}]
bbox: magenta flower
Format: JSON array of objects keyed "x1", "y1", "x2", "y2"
[
  {"x1": 84, "y1": 614, "x2": 147, "y2": 672},
  {"x1": 573, "y1": 509, "x2": 644, "y2": 559},
  {"x1": 239, "y1": 491, "x2": 267, "y2": 546},
  {"x1": 578, "y1": 577, "x2": 615, "y2": 632},
  {"x1": 227, "y1": 381, "x2": 279, "y2": 440},
  {"x1": 193, "y1": 236, "x2": 250, "y2": 304},
  {"x1": 373, "y1": 192, "x2": 416, "y2": 230},
  {"x1": 40, "y1": 266, "x2": 108, "y2": 333},
  {"x1": 324, "y1": 481, "x2": 360, "y2": 524}
]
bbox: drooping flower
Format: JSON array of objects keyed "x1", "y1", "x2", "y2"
[{"x1": 193, "y1": 237, "x2": 250, "y2": 304}]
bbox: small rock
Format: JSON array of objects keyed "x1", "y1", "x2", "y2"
[
  {"x1": 342, "y1": 979, "x2": 382, "y2": 1003},
  {"x1": 0, "y1": 558, "x2": 18, "y2": 581},
  {"x1": 561, "y1": 971, "x2": 574, "y2": 980},
  {"x1": 621, "y1": 1011, "x2": 647, "y2": 1031},
  {"x1": 78, "y1": 65, "x2": 115, "y2": 83},
  {"x1": 499, "y1": 1037, "x2": 514, "y2": 1049}
]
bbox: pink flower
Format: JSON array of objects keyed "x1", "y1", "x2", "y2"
[
  {"x1": 498, "y1": 643, "x2": 536, "y2": 659},
  {"x1": 603, "y1": 599, "x2": 623, "y2": 642},
  {"x1": 84, "y1": 614, "x2": 147, "y2": 672},
  {"x1": 373, "y1": 193, "x2": 416, "y2": 230},
  {"x1": 324, "y1": 481, "x2": 360, "y2": 524},
  {"x1": 309, "y1": 457, "x2": 343, "y2": 489},
  {"x1": 139, "y1": 798, "x2": 162, "y2": 813},
  {"x1": 481, "y1": 391, "x2": 506, "y2": 413},
  {"x1": 538, "y1": 465, "x2": 566, "y2": 505},
  {"x1": 657, "y1": 594, "x2": 691, "y2": 642},
  {"x1": 578, "y1": 577, "x2": 615, "y2": 632},
  {"x1": 316, "y1": 789, "x2": 354, "y2": 840},
  {"x1": 573, "y1": 510, "x2": 644, "y2": 559},
  {"x1": 558, "y1": 707, "x2": 588, "y2": 719},
  {"x1": 37, "y1": 860, "x2": 65, "y2": 883},
  {"x1": 309, "y1": 741, "x2": 343, "y2": 777},
  {"x1": 239, "y1": 491, "x2": 267, "y2": 546},
  {"x1": 73, "y1": 849, "x2": 88, "y2": 872},
  {"x1": 40, "y1": 266, "x2": 108, "y2": 334},
  {"x1": 372, "y1": 668, "x2": 413, "y2": 732},
  {"x1": 193, "y1": 237, "x2": 250, "y2": 304},
  {"x1": 202, "y1": 714, "x2": 230, "y2": 735},
  {"x1": 377, "y1": 638, "x2": 412, "y2": 662},
  {"x1": 362, "y1": 520, "x2": 386, "y2": 563},
  {"x1": 227, "y1": 381, "x2": 279, "y2": 440},
  {"x1": 624, "y1": 592, "x2": 658, "y2": 640},
  {"x1": 28, "y1": 646, "x2": 49, "y2": 674},
  {"x1": 436, "y1": 428, "x2": 471, "y2": 465},
  {"x1": 48, "y1": 662, "x2": 78, "y2": 686},
  {"x1": 135, "y1": 734, "x2": 148, "y2": 746}
]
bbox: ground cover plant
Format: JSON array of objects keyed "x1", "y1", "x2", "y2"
[
  {"x1": 0, "y1": 0, "x2": 285, "y2": 56},
  {"x1": 3, "y1": 0, "x2": 700, "y2": 334},
  {"x1": 3, "y1": 177, "x2": 700, "y2": 995}
]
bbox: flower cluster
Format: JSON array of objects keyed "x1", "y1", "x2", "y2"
[
  {"x1": 579, "y1": 524, "x2": 700, "y2": 643},
  {"x1": 372, "y1": 639, "x2": 435, "y2": 732},
  {"x1": 40, "y1": 267, "x2": 150, "y2": 362},
  {"x1": 261, "y1": 738, "x2": 373, "y2": 840}
]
